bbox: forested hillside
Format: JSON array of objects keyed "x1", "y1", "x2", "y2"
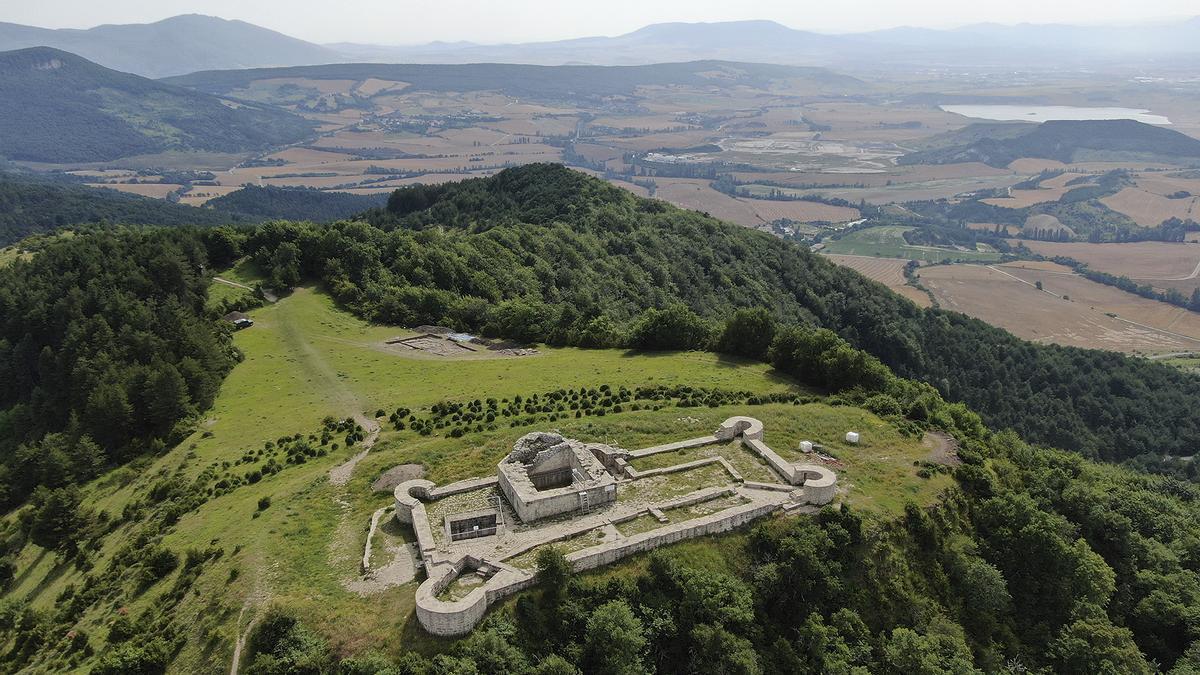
[
  {"x1": 0, "y1": 228, "x2": 238, "y2": 508},
  {"x1": 246, "y1": 164, "x2": 1199, "y2": 465},
  {"x1": 0, "y1": 47, "x2": 314, "y2": 163},
  {"x1": 0, "y1": 174, "x2": 242, "y2": 246},
  {"x1": 205, "y1": 185, "x2": 388, "y2": 222},
  {"x1": 165, "y1": 60, "x2": 865, "y2": 101}
]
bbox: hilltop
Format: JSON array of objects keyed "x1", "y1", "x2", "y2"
[
  {"x1": 0, "y1": 14, "x2": 339, "y2": 78},
  {"x1": 0, "y1": 165, "x2": 1197, "y2": 673},
  {"x1": 0, "y1": 47, "x2": 315, "y2": 163},
  {"x1": 900, "y1": 119, "x2": 1200, "y2": 167}
]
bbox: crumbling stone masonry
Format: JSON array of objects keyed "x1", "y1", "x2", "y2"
[
  {"x1": 497, "y1": 432, "x2": 618, "y2": 522},
  {"x1": 394, "y1": 416, "x2": 839, "y2": 636}
]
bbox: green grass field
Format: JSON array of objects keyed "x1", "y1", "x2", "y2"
[
  {"x1": 2, "y1": 281, "x2": 955, "y2": 671},
  {"x1": 821, "y1": 225, "x2": 1002, "y2": 263}
]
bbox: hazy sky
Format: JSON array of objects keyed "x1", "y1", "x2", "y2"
[{"x1": 3, "y1": 0, "x2": 1197, "y2": 45}]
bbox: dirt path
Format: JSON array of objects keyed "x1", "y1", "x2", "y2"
[
  {"x1": 922, "y1": 431, "x2": 961, "y2": 466},
  {"x1": 230, "y1": 603, "x2": 254, "y2": 675},
  {"x1": 328, "y1": 419, "x2": 380, "y2": 487},
  {"x1": 214, "y1": 277, "x2": 278, "y2": 303},
  {"x1": 214, "y1": 277, "x2": 254, "y2": 291},
  {"x1": 272, "y1": 290, "x2": 381, "y2": 485}
]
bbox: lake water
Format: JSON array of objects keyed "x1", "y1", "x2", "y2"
[{"x1": 940, "y1": 105, "x2": 1171, "y2": 125}]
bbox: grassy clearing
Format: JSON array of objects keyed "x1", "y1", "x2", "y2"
[
  {"x1": 504, "y1": 528, "x2": 609, "y2": 570},
  {"x1": 616, "y1": 514, "x2": 667, "y2": 537},
  {"x1": 2, "y1": 283, "x2": 951, "y2": 670},
  {"x1": 822, "y1": 225, "x2": 1002, "y2": 263},
  {"x1": 617, "y1": 464, "x2": 735, "y2": 505},
  {"x1": 1162, "y1": 355, "x2": 1200, "y2": 374},
  {"x1": 666, "y1": 493, "x2": 749, "y2": 520},
  {"x1": 436, "y1": 573, "x2": 487, "y2": 602},
  {"x1": 631, "y1": 440, "x2": 782, "y2": 483}
]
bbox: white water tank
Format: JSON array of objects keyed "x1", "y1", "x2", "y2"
[
  {"x1": 845, "y1": 432, "x2": 860, "y2": 444},
  {"x1": 799, "y1": 441, "x2": 814, "y2": 453}
]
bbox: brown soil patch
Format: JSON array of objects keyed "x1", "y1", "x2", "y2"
[
  {"x1": 923, "y1": 432, "x2": 961, "y2": 466},
  {"x1": 371, "y1": 464, "x2": 426, "y2": 493}
]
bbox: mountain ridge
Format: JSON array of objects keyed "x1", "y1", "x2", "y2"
[
  {"x1": 900, "y1": 119, "x2": 1200, "y2": 167},
  {"x1": 0, "y1": 47, "x2": 315, "y2": 163},
  {"x1": 0, "y1": 14, "x2": 339, "y2": 78},
  {"x1": 5, "y1": 15, "x2": 1200, "y2": 75}
]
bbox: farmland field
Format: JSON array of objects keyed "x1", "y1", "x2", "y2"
[
  {"x1": 1101, "y1": 187, "x2": 1200, "y2": 226},
  {"x1": 823, "y1": 254, "x2": 932, "y2": 307},
  {"x1": 822, "y1": 226, "x2": 1003, "y2": 263},
  {"x1": 1017, "y1": 240, "x2": 1200, "y2": 293},
  {"x1": 981, "y1": 172, "x2": 1082, "y2": 207},
  {"x1": 919, "y1": 263, "x2": 1200, "y2": 353}
]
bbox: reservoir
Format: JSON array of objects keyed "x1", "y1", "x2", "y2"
[{"x1": 940, "y1": 105, "x2": 1171, "y2": 125}]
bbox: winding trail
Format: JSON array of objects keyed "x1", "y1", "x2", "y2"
[
  {"x1": 230, "y1": 604, "x2": 254, "y2": 675},
  {"x1": 270, "y1": 290, "x2": 381, "y2": 485},
  {"x1": 214, "y1": 277, "x2": 254, "y2": 292}
]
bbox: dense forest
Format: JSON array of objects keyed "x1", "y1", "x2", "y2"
[
  {"x1": 235, "y1": 164, "x2": 1200, "y2": 467},
  {"x1": 206, "y1": 185, "x2": 388, "y2": 222},
  {"x1": 0, "y1": 228, "x2": 238, "y2": 509},
  {"x1": 0, "y1": 174, "x2": 242, "y2": 246}
]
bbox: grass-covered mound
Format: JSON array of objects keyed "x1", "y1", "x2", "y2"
[{"x1": 0, "y1": 286, "x2": 952, "y2": 672}]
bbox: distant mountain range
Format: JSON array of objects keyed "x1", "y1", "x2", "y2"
[
  {"x1": 323, "y1": 18, "x2": 1200, "y2": 69},
  {"x1": 3, "y1": 15, "x2": 1200, "y2": 78},
  {"x1": 165, "y1": 60, "x2": 866, "y2": 100},
  {"x1": 0, "y1": 47, "x2": 314, "y2": 163},
  {"x1": 0, "y1": 14, "x2": 339, "y2": 78},
  {"x1": 900, "y1": 119, "x2": 1200, "y2": 167}
]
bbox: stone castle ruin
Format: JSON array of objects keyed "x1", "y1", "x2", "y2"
[
  {"x1": 394, "y1": 416, "x2": 839, "y2": 636},
  {"x1": 497, "y1": 432, "x2": 618, "y2": 522}
]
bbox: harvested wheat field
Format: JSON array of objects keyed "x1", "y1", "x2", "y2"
[
  {"x1": 1018, "y1": 240, "x2": 1200, "y2": 293},
  {"x1": 1101, "y1": 188, "x2": 1200, "y2": 226},
  {"x1": 178, "y1": 185, "x2": 242, "y2": 206},
  {"x1": 1001, "y1": 260, "x2": 1077, "y2": 274},
  {"x1": 746, "y1": 200, "x2": 860, "y2": 223},
  {"x1": 983, "y1": 172, "x2": 1080, "y2": 208},
  {"x1": 919, "y1": 263, "x2": 1200, "y2": 353},
  {"x1": 825, "y1": 255, "x2": 931, "y2": 308},
  {"x1": 653, "y1": 178, "x2": 763, "y2": 227},
  {"x1": 87, "y1": 183, "x2": 183, "y2": 198}
]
